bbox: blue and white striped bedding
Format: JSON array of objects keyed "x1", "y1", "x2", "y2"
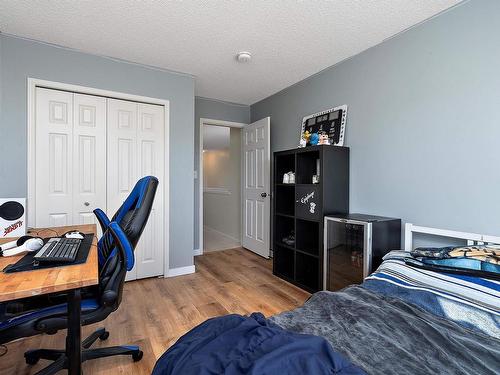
[{"x1": 363, "y1": 250, "x2": 500, "y2": 338}]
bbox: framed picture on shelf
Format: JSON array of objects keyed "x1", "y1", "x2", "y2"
[{"x1": 299, "y1": 105, "x2": 348, "y2": 147}]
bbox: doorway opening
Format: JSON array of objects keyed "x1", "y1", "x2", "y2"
[
  {"x1": 199, "y1": 119, "x2": 245, "y2": 253},
  {"x1": 198, "y1": 117, "x2": 271, "y2": 258}
]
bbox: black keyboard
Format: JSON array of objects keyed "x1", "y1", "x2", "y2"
[{"x1": 34, "y1": 238, "x2": 82, "y2": 263}]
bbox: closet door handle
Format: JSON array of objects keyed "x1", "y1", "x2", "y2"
[
  {"x1": 84, "y1": 202, "x2": 90, "y2": 207},
  {"x1": 261, "y1": 192, "x2": 268, "y2": 198}
]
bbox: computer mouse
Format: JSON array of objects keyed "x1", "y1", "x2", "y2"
[
  {"x1": 25, "y1": 238, "x2": 44, "y2": 251},
  {"x1": 63, "y1": 231, "x2": 85, "y2": 239}
]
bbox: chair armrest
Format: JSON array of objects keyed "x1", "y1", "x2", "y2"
[
  {"x1": 108, "y1": 222, "x2": 135, "y2": 271},
  {"x1": 93, "y1": 208, "x2": 111, "y2": 233}
]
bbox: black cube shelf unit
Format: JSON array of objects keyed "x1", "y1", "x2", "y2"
[{"x1": 273, "y1": 145, "x2": 349, "y2": 292}]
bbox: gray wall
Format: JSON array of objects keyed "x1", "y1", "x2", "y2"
[
  {"x1": 194, "y1": 97, "x2": 250, "y2": 250},
  {"x1": 0, "y1": 34, "x2": 195, "y2": 269},
  {"x1": 0, "y1": 36, "x2": 2, "y2": 127},
  {"x1": 252, "y1": 0, "x2": 500, "y2": 237}
]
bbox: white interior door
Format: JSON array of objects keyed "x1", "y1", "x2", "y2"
[
  {"x1": 35, "y1": 88, "x2": 74, "y2": 227},
  {"x1": 107, "y1": 99, "x2": 164, "y2": 280},
  {"x1": 72, "y1": 93, "x2": 107, "y2": 235},
  {"x1": 242, "y1": 117, "x2": 271, "y2": 258}
]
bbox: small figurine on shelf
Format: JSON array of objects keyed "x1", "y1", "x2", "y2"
[
  {"x1": 309, "y1": 132, "x2": 319, "y2": 146},
  {"x1": 299, "y1": 130, "x2": 311, "y2": 148},
  {"x1": 318, "y1": 132, "x2": 330, "y2": 145}
]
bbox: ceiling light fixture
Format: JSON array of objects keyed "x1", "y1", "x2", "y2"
[{"x1": 236, "y1": 51, "x2": 252, "y2": 63}]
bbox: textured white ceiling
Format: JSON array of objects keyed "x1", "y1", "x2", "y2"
[{"x1": 0, "y1": 0, "x2": 461, "y2": 105}]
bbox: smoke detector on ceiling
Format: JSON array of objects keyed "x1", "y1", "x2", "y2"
[{"x1": 236, "y1": 51, "x2": 252, "y2": 63}]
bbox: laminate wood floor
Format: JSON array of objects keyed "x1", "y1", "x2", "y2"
[{"x1": 0, "y1": 248, "x2": 310, "y2": 374}]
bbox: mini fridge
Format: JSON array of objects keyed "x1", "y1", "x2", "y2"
[{"x1": 323, "y1": 214, "x2": 401, "y2": 291}]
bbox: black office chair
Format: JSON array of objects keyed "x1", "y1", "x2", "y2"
[
  {"x1": 94, "y1": 175, "x2": 158, "y2": 268},
  {"x1": 0, "y1": 176, "x2": 158, "y2": 374}
]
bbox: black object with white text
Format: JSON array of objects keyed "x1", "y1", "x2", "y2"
[
  {"x1": 0, "y1": 198, "x2": 26, "y2": 238},
  {"x1": 300, "y1": 105, "x2": 348, "y2": 147}
]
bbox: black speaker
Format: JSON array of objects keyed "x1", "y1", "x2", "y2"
[{"x1": 0, "y1": 201, "x2": 25, "y2": 221}]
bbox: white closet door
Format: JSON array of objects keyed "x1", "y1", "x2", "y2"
[
  {"x1": 107, "y1": 99, "x2": 165, "y2": 280},
  {"x1": 107, "y1": 98, "x2": 139, "y2": 280},
  {"x1": 35, "y1": 88, "x2": 74, "y2": 227},
  {"x1": 136, "y1": 103, "x2": 164, "y2": 279},
  {"x1": 72, "y1": 94, "x2": 107, "y2": 233},
  {"x1": 106, "y1": 98, "x2": 138, "y2": 216},
  {"x1": 34, "y1": 92, "x2": 165, "y2": 281}
]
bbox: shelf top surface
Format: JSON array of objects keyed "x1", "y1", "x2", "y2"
[
  {"x1": 274, "y1": 145, "x2": 349, "y2": 155},
  {"x1": 325, "y1": 213, "x2": 400, "y2": 223}
]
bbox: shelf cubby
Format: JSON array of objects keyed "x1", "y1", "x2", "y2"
[
  {"x1": 296, "y1": 219, "x2": 319, "y2": 255},
  {"x1": 275, "y1": 215, "x2": 295, "y2": 249},
  {"x1": 274, "y1": 153, "x2": 295, "y2": 182},
  {"x1": 296, "y1": 150, "x2": 320, "y2": 184},
  {"x1": 295, "y1": 252, "x2": 320, "y2": 291},
  {"x1": 274, "y1": 245, "x2": 295, "y2": 280},
  {"x1": 275, "y1": 185, "x2": 295, "y2": 216}
]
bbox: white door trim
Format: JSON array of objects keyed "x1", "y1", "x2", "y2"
[
  {"x1": 198, "y1": 118, "x2": 246, "y2": 256},
  {"x1": 27, "y1": 78, "x2": 170, "y2": 277}
]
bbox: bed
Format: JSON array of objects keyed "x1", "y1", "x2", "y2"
[{"x1": 153, "y1": 224, "x2": 500, "y2": 375}]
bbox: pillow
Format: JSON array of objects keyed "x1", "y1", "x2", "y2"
[
  {"x1": 408, "y1": 245, "x2": 500, "y2": 279},
  {"x1": 411, "y1": 245, "x2": 499, "y2": 263}
]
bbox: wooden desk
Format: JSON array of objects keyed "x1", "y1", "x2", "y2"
[
  {"x1": 0, "y1": 224, "x2": 99, "y2": 374},
  {"x1": 0, "y1": 224, "x2": 98, "y2": 302}
]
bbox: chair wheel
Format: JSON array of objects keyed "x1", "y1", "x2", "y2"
[
  {"x1": 25, "y1": 354, "x2": 39, "y2": 365},
  {"x1": 132, "y1": 350, "x2": 143, "y2": 362},
  {"x1": 99, "y1": 331, "x2": 110, "y2": 340}
]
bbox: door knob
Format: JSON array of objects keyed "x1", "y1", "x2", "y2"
[
  {"x1": 261, "y1": 192, "x2": 267, "y2": 198},
  {"x1": 84, "y1": 202, "x2": 90, "y2": 207}
]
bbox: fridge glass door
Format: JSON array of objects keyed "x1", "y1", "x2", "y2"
[{"x1": 326, "y1": 220, "x2": 366, "y2": 291}]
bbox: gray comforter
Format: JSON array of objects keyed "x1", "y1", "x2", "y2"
[{"x1": 270, "y1": 286, "x2": 500, "y2": 375}]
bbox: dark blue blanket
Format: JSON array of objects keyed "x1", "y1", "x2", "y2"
[{"x1": 152, "y1": 312, "x2": 365, "y2": 375}]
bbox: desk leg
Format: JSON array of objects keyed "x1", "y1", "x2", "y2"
[{"x1": 67, "y1": 289, "x2": 82, "y2": 375}]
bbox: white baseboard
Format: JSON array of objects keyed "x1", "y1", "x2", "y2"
[
  {"x1": 193, "y1": 248, "x2": 202, "y2": 256},
  {"x1": 167, "y1": 265, "x2": 196, "y2": 277}
]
